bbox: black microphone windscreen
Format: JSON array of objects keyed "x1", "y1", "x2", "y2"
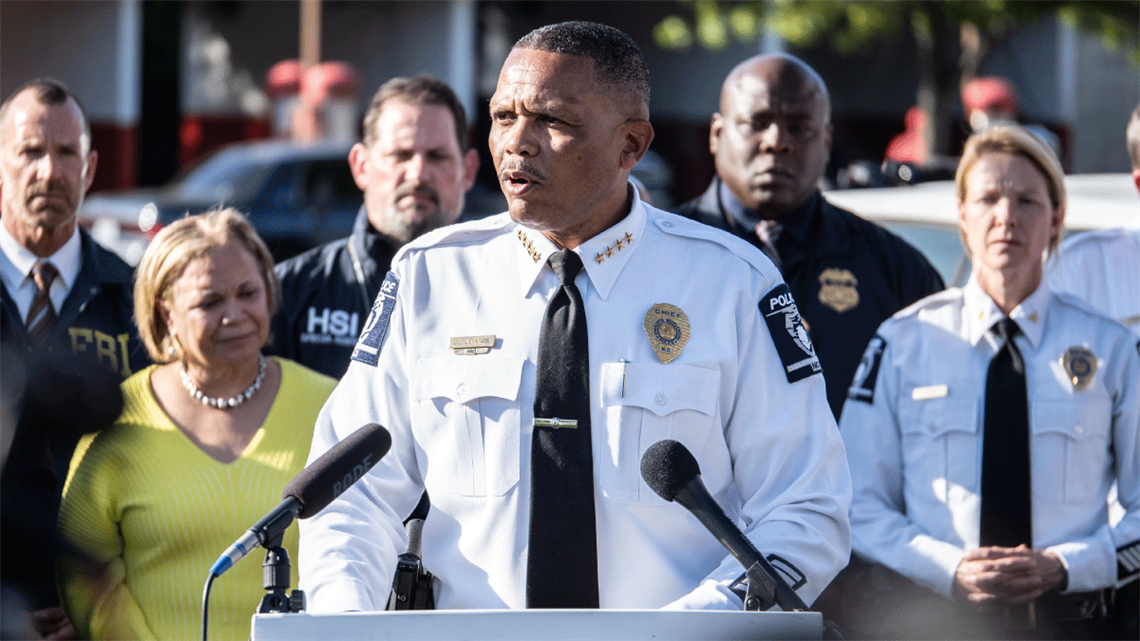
[
  {"x1": 641, "y1": 439, "x2": 701, "y2": 502},
  {"x1": 285, "y1": 423, "x2": 391, "y2": 518}
]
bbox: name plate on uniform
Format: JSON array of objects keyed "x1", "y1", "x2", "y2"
[
  {"x1": 450, "y1": 335, "x2": 495, "y2": 355},
  {"x1": 911, "y1": 384, "x2": 948, "y2": 401}
]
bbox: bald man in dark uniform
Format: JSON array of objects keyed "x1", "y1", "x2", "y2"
[{"x1": 676, "y1": 53, "x2": 943, "y2": 419}]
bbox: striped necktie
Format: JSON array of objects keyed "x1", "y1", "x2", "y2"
[
  {"x1": 755, "y1": 219, "x2": 783, "y2": 268},
  {"x1": 26, "y1": 260, "x2": 59, "y2": 346}
]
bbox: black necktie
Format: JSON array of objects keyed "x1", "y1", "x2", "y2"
[
  {"x1": 979, "y1": 317, "x2": 1032, "y2": 548},
  {"x1": 526, "y1": 249, "x2": 599, "y2": 608},
  {"x1": 26, "y1": 261, "x2": 59, "y2": 346}
]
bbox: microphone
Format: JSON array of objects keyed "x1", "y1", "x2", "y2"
[
  {"x1": 640, "y1": 439, "x2": 809, "y2": 612},
  {"x1": 209, "y1": 423, "x2": 391, "y2": 576}
]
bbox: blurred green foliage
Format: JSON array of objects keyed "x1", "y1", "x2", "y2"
[
  {"x1": 654, "y1": 1, "x2": 1139, "y2": 66},
  {"x1": 654, "y1": 0, "x2": 1138, "y2": 156}
]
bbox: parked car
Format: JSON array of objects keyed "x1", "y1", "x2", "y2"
[
  {"x1": 823, "y1": 173, "x2": 1139, "y2": 287},
  {"x1": 81, "y1": 140, "x2": 362, "y2": 264}
]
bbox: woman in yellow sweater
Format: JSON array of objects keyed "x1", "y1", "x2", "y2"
[{"x1": 58, "y1": 209, "x2": 337, "y2": 640}]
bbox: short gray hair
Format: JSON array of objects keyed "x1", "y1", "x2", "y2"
[
  {"x1": 0, "y1": 77, "x2": 91, "y2": 152},
  {"x1": 515, "y1": 21, "x2": 650, "y2": 111}
]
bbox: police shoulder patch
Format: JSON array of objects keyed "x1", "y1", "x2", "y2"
[
  {"x1": 351, "y1": 271, "x2": 400, "y2": 367},
  {"x1": 848, "y1": 335, "x2": 887, "y2": 404},
  {"x1": 760, "y1": 284, "x2": 821, "y2": 383}
]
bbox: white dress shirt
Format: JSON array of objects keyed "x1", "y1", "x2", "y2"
[
  {"x1": 0, "y1": 223, "x2": 82, "y2": 320},
  {"x1": 840, "y1": 277, "x2": 1140, "y2": 598},
  {"x1": 299, "y1": 193, "x2": 852, "y2": 612},
  {"x1": 1047, "y1": 227, "x2": 1140, "y2": 337}
]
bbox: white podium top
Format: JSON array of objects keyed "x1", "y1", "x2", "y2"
[{"x1": 251, "y1": 609, "x2": 822, "y2": 640}]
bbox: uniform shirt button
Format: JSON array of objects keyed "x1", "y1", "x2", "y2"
[
  {"x1": 1074, "y1": 425, "x2": 1084, "y2": 436},
  {"x1": 457, "y1": 383, "x2": 466, "y2": 396},
  {"x1": 655, "y1": 393, "x2": 667, "y2": 406},
  {"x1": 662, "y1": 221, "x2": 673, "y2": 228}
]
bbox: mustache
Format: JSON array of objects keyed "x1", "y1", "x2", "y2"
[
  {"x1": 26, "y1": 180, "x2": 73, "y2": 201},
  {"x1": 394, "y1": 183, "x2": 440, "y2": 205},
  {"x1": 498, "y1": 159, "x2": 548, "y2": 182}
]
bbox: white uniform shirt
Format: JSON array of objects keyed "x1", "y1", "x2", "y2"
[
  {"x1": 839, "y1": 277, "x2": 1140, "y2": 598},
  {"x1": 299, "y1": 194, "x2": 851, "y2": 612},
  {"x1": 1047, "y1": 227, "x2": 1140, "y2": 337}
]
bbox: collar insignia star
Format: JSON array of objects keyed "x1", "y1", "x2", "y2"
[
  {"x1": 593, "y1": 233, "x2": 635, "y2": 264},
  {"x1": 516, "y1": 229, "x2": 541, "y2": 263}
]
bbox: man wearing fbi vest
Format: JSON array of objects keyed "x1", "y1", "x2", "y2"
[
  {"x1": 0, "y1": 78, "x2": 146, "y2": 377},
  {"x1": 1, "y1": 77, "x2": 147, "y2": 639}
]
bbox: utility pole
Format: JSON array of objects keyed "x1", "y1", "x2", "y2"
[{"x1": 300, "y1": 0, "x2": 321, "y2": 71}]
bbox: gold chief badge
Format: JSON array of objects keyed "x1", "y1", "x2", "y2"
[
  {"x1": 644, "y1": 304, "x2": 690, "y2": 364},
  {"x1": 1061, "y1": 346, "x2": 1097, "y2": 391},
  {"x1": 818, "y1": 268, "x2": 859, "y2": 313}
]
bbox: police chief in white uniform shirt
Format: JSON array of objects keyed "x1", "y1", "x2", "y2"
[{"x1": 299, "y1": 22, "x2": 850, "y2": 612}]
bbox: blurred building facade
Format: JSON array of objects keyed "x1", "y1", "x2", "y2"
[{"x1": 2, "y1": 0, "x2": 1136, "y2": 202}]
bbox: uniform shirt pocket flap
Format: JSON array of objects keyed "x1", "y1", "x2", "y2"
[
  {"x1": 600, "y1": 362, "x2": 719, "y2": 417},
  {"x1": 415, "y1": 355, "x2": 525, "y2": 403},
  {"x1": 898, "y1": 395, "x2": 977, "y2": 438},
  {"x1": 1030, "y1": 398, "x2": 1110, "y2": 441}
]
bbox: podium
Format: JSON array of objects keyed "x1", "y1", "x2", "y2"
[{"x1": 251, "y1": 609, "x2": 823, "y2": 640}]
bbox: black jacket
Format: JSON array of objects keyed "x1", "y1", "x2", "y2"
[
  {"x1": 1, "y1": 227, "x2": 146, "y2": 608},
  {"x1": 1, "y1": 227, "x2": 148, "y2": 376},
  {"x1": 675, "y1": 178, "x2": 944, "y2": 418},
  {"x1": 269, "y1": 207, "x2": 402, "y2": 379}
]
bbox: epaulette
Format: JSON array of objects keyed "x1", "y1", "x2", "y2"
[
  {"x1": 395, "y1": 212, "x2": 514, "y2": 261},
  {"x1": 646, "y1": 209, "x2": 776, "y2": 277},
  {"x1": 1059, "y1": 226, "x2": 1138, "y2": 253},
  {"x1": 893, "y1": 287, "x2": 962, "y2": 320},
  {"x1": 1052, "y1": 290, "x2": 1135, "y2": 335}
]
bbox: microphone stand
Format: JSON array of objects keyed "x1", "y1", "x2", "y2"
[
  {"x1": 257, "y1": 534, "x2": 306, "y2": 614},
  {"x1": 387, "y1": 508, "x2": 435, "y2": 610},
  {"x1": 742, "y1": 562, "x2": 779, "y2": 612}
]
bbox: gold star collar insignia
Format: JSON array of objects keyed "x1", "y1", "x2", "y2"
[
  {"x1": 516, "y1": 229, "x2": 541, "y2": 263},
  {"x1": 593, "y1": 233, "x2": 635, "y2": 264}
]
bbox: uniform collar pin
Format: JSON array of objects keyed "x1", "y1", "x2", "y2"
[
  {"x1": 517, "y1": 229, "x2": 541, "y2": 263},
  {"x1": 594, "y1": 233, "x2": 634, "y2": 264}
]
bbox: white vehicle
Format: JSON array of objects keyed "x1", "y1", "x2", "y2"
[{"x1": 824, "y1": 173, "x2": 1138, "y2": 287}]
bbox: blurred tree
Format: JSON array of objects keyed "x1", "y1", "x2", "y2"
[{"x1": 654, "y1": 1, "x2": 1139, "y2": 159}]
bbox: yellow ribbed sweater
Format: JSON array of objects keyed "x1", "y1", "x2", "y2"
[{"x1": 59, "y1": 357, "x2": 336, "y2": 641}]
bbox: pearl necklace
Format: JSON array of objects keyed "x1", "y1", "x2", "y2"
[{"x1": 180, "y1": 354, "x2": 267, "y2": 409}]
